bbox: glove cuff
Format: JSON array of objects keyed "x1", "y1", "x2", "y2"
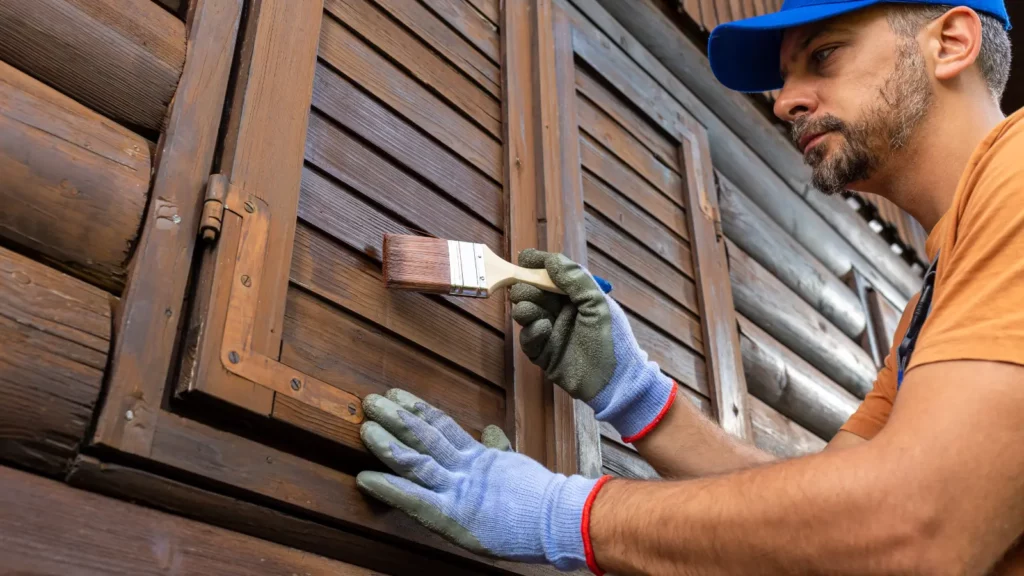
[
  {"x1": 589, "y1": 364, "x2": 677, "y2": 442},
  {"x1": 542, "y1": 474, "x2": 610, "y2": 571}
]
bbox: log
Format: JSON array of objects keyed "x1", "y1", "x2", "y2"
[
  {"x1": 601, "y1": 438, "x2": 659, "y2": 479},
  {"x1": 718, "y1": 173, "x2": 865, "y2": 340},
  {"x1": 0, "y1": 247, "x2": 110, "y2": 477},
  {"x1": 0, "y1": 465, "x2": 376, "y2": 575},
  {"x1": 729, "y1": 241, "x2": 876, "y2": 399},
  {"x1": 588, "y1": 0, "x2": 921, "y2": 299},
  {"x1": 0, "y1": 0, "x2": 186, "y2": 132},
  {"x1": 0, "y1": 60, "x2": 150, "y2": 293},
  {"x1": 749, "y1": 396, "x2": 827, "y2": 457},
  {"x1": 738, "y1": 313, "x2": 860, "y2": 440}
]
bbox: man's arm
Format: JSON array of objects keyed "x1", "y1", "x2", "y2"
[{"x1": 590, "y1": 360, "x2": 1024, "y2": 575}]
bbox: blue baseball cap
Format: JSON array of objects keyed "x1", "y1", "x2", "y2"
[{"x1": 708, "y1": 0, "x2": 1011, "y2": 93}]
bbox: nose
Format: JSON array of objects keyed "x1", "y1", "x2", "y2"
[{"x1": 773, "y1": 78, "x2": 817, "y2": 123}]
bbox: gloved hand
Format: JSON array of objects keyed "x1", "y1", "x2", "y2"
[
  {"x1": 510, "y1": 249, "x2": 677, "y2": 443},
  {"x1": 356, "y1": 389, "x2": 611, "y2": 571}
]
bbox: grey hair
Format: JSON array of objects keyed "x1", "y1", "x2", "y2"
[{"x1": 885, "y1": 3, "x2": 1012, "y2": 101}]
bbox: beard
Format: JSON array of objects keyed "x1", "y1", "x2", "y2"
[{"x1": 792, "y1": 39, "x2": 933, "y2": 196}]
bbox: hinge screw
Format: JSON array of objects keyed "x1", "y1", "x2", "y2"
[
  {"x1": 228, "y1": 351, "x2": 240, "y2": 364},
  {"x1": 241, "y1": 274, "x2": 251, "y2": 287},
  {"x1": 347, "y1": 403, "x2": 358, "y2": 415},
  {"x1": 125, "y1": 410, "x2": 134, "y2": 421},
  {"x1": 290, "y1": 378, "x2": 302, "y2": 391},
  {"x1": 171, "y1": 214, "x2": 181, "y2": 224},
  {"x1": 244, "y1": 201, "x2": 256, "y2": 213}
]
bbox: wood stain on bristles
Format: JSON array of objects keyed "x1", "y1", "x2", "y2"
[{"x1": 382, "y1": 234, "x2": 452, "y2": 293}]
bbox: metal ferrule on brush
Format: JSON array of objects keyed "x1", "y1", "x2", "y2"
[{"x1": 448, "y1": 240, "x2": 488, "y2": 297}]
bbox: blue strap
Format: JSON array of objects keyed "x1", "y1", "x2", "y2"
[{"x1": 896, "y1": 255, "x2": 940, "y2": 389}]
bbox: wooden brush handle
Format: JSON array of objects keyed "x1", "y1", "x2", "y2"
[{"x1": 483, "y1": 248, "x2": 565, "y2": 294}]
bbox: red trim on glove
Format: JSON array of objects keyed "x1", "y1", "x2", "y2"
[
  {"x1": 582, "y1": 475, "x2": 614, "y2": 576},
  {"x1": 620, "y1": 382, "x2": 678, "y2": 444}
]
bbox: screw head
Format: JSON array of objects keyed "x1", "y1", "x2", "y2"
[
  {"x1": 125, "y1": 410, "x2": 134, "y2": 421},
  {"x1": 347, "y1": 402, "x2": 358, "y2": 415},
  {"x1": 241, "y1": 274, "x2": 252, "y2": 287},
  {"x1": 171, "y1": 214, "x2": 182, "y2": 224},
  {"x1": 164, "y1": 307, "x2": 173, "y2": 317},
  {"x1": 228, "y1": 350, "x2": 240, "y2": 364},
  {"x1": 244, "y1": 200, "x2": 256, "y2": 213},
  {"x1": 290, "y1": 378, "x2": 302, "y2": 391}
]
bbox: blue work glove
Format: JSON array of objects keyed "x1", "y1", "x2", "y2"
[
  {"x1": 511, "y1": 250, "x2": 677, "y2": 443},
  {"x1": 356, "y1": 389, "x2": 612, "y2": 571}
]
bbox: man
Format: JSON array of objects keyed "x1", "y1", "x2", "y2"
[{"x1": 355, "y1": 0, "x2": 1023, "y2": 573}]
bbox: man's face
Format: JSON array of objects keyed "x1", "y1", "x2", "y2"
[{"x1": 775, "y1": 7, "x2": 934, "y2": 195}]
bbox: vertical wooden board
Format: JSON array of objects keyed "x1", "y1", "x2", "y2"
[
  {"x1": 422, "y1": 0, "x2": 501, "y2": 63},
  {"x1": 680, "y1": 129, "x2": 752, "y2": 440},
  {"x1": 93, "y1": 0, "x2": 243, "y2": 456}
]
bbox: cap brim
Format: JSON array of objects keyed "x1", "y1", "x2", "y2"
[{"x1": 708, "y1": 0, "x2": 880, "y2": 93}]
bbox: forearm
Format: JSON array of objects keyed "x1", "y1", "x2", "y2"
[{"x1": 631, "y1": 389, "x2": 773, "y2": 479}]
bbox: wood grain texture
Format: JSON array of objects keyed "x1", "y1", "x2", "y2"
[
  {"x1": 729, "y1": 240, "x2": 877, "y2": 399},
  {"x1": 312, "y1": 64, "x2": 502, "y2": 227},
  {"x1": 67, "y1": 456, "x2": 496, "y2": 576},
  {"x1": 0, "y1": 248, "x2": 109, "y2": 477},
  {"x1": 319, "y1": 12, "x2": 503, "y2": 182},
  {"x1": 325, "y1": 0, "x2": 501, "y2": 136},
  {"x1": 298, "y1": 167, "x2": 504, "y2": 331},
  {"x1": 290, "y1": 224, "x2": 504, "y2": 386},
  {"x1": 738, "y1": 313, "x2": 859, "y2": 440},
  {"x1": 0, "y1": 60, "x2": 149, "y2": 293},
  {"x1": 627, "y1": 309, "x2": 709, "y2": 396},
  {"x1": 93, "y1": 0, "x2": 242, "y2": 456},
  {"x1": 0, "y1": 465, "x2": 375, "y2": 575},
  {"x1": 869, "y1": 289, "x2": 902, "y2": 351},
  {"x1": 718, "y1": 173, "x2": 867, "y2": 340},
  {"x1": 422, "y1": 0, "x2": 501, "y2": 63},
  {"x1": 0, "y1": 0, "x2": 185, "y2": 132},
  {"x1": 373, "y1": 0, "x2": 500, "y2": 96},
  {"x1": 749, "y1": 395, "x2": 826, "y2": 457},
  {"x1": 279, "y1": 287, "x2": 505, "y2": 449},
  {"x1": 465, "y1": 0, "x2": 500, "y2": 25},
  {"x1": 601, "y1": 438, "x2": 659, "y2": 479}
]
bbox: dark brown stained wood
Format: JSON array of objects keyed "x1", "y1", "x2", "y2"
[
  {"x1": 738, "y1": 313, "x2": 858, "y2": 440},
  {"x1": 67, "y1": 457, "x2": 497, "y2": 576},
  {"x1": 749, "y1": 395, "x2": 826, "y2": 458},
  {"x1": 422, "y1": 0, "x2": 501, "y2": 63},
  {"x1": 574, "y1": 66, "x2": 680, "y2": 172},
  {"x1": 217, "y1": 0, "x2": 324, "y2": 362},
  {"x1": 718, "y1": 173, "x2": 867, "y2": 340},
  {"x1": 291, "y1": 224, "x2": 504, "y2": 385},
  {"x1": 585, "y1": 210, "x2": 697, "y2": 307},
  {"x1": 601, "y1": 438, "x2": 659, "y2": 479},
  {"x1": 627, "y1": 309, "x2": 709, "y2": 396},
  {"x1": 305, "y1": 112, "x2": 502, "y2": 255},
  {"x1": 319, "y1": 13, "x2": 503, "y2": 181},
  {"x1": 298, "y1": 167, "x2": 505, "y2": 331},
  {"x1": 678, "y1": 130, "x2": 751, "y2": 440},
  {"x1": 582, "y1": 171, "x2": 691, "y2": 272},
  {"x1": 372, "y1": 0, "x2": 501, "y2": 97},
  {"x1": 148, "y1": 412, "x2": 560, "y2": 576},
  {"x1": 465, "y1": 0, "x2": 500, "y2": 25},
  {"x1": 280, "y1": 288, "x2": 505, "y2": 445},
  {"x1": 0, "y1": 466, "x2": 375, "y2": 575},
  {"x1": 579, "y1": 134, "x2": 688, "y2": 238},
  {"x1": 93, "y1": 0, "x2": 242, "y2": 457},
  {"x1": 576, "y1": 91, "x2": 682, "y2": 197},
  {"x1": 729, "y1": 240, "x2": 877, "y2": 399},
  {"x1": 325, "y1": 0, "x2": 501, "y2": 136},
  {"x1": 0, "y1": 60, "x2": 149, "y2": 293},
  {"x1": 0, "y1": 0, "x2": 185, "y2": 132},
  {"x1": 313, "y1": 64, "x2": 502, "y2": 227},
  {"x1": 587, "y1": 249, "x2": 704, "y2": 355},
  {"x1": 0, "y1": 248, "x2": 109, "y2": 477}
]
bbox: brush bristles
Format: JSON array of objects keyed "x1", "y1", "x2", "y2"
[{"x1": 383, "y1": 234, "x2": 452, "y2": 293}]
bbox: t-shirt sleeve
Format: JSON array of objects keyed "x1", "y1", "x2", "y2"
[{"x1": 908, "y1": 123, "x2": 1024, "y2": 373}]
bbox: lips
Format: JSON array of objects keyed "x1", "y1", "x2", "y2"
[{"x1": 800, "y1": 131, "x2": 829, "y2": 155}]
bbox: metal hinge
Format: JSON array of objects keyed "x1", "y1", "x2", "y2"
[{"x1": 199, "y1": 173, "x2": 228, "y2": 242}]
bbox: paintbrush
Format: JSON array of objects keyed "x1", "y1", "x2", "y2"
[{"x1": 382, "y1": 234, "x2": 612, "y2": 298}]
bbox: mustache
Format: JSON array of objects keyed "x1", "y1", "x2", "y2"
[{"x1": 791, "y1": 114, "x2": 848, "y2": 147}]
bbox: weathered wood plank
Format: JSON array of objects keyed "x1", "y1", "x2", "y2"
[
  {"x1": 373, "y1": 0, "x2": 501, "y2": 97},
  {"x1": 718, "y1": 173, "x2": 866, "y2": 340},
  {"x1": 92, "y1": 0, "x2": 242, "y2": 456},
  {"x1": 298, "y1": 166, "x2": 505, "y2": 331},
  {"x1": 749, "y1": 395, "x2": 826, "y2": 458},
  {"x1": 0, "y1": 465, "x2": 374, "y2": 575},
  {"x1": 0, "y1": 60, "x2": 149, "y2": 293},
  {"x1": 319, "y1": 12, "x2": 503, "y2": 182},
  {"x1": 325, "y1": 0, "x2": 501, "y2": 136},
  {"x1": 729, "y1": 241, "x2": 876, "y2": 399},
  {"x1": 627, "y1": 309, "x2": 709, "y2": 396},
  {"x1": 0, "y1": 0, "x2": 185, "y2": 132},
  {"x1": 291, "y1": 224, "x2": 504, "y2": 385},
  {"x1": 422, "y1": 0, "x2": 500, "y2": 63},
  {"x1": 869, "y1": 289, "x2": 902, "y2": 350},
  {"x1": 601, "y1": 438, "x2": 659, "y2": 479},
  {"x1": 0, "y1": 248, "x2": 109, "y2": 477},
  {"x1": 465, "y1": 0, "x2": 500, "y2": 25}
]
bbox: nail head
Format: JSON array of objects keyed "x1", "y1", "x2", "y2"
[
  {"x1": 290, "y1": 378, "x2": 302, "y2": 391},
  {"x1": 241, "y1": 274, "x2": 252, "y2": 287},
  {"x1": 228, "y1": 351, "x2": 240, "y2": 364},
  {"x1": 244, "y1": 201, "x2": 256, "y2": 213},
  {"x1": 125, "y1": 410, "x2": 134, "y2": 421}
]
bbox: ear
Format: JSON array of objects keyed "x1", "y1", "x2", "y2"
[{"x1": 925, "y1": 6, "x2": 984, "y2": 83}]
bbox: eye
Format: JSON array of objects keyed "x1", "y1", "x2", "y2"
[{"x1": 811, "y1": 45, "x2": 839, "y2": 65}]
